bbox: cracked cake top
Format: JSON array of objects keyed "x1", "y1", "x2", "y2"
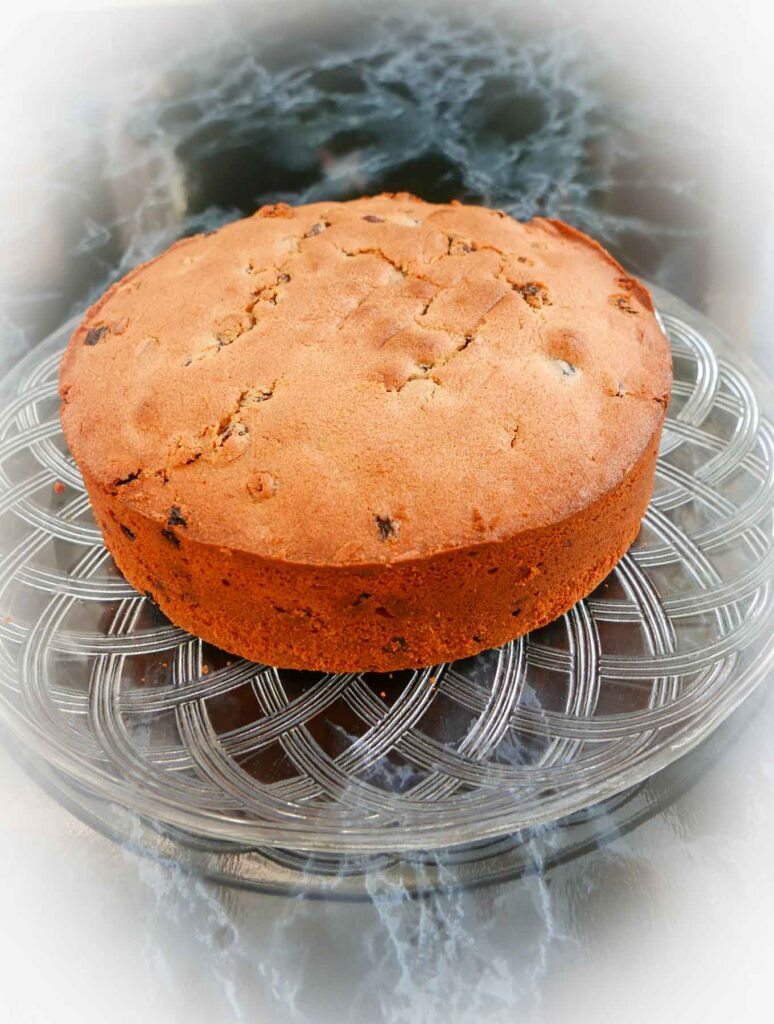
[{"x1": 59, "y1": 194, "x2": 671, "y2": 564}]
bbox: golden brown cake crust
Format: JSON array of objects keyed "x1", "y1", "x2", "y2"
[{"x1": 60, "y1": 195, "x2": 671, "y2": 671}]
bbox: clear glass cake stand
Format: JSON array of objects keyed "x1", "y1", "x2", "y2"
[{"x1": 1, "y1": 285, "x2": 772, "y2": 897}]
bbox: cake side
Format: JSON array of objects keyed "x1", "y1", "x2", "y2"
[{"x1": 81, "y1": 416, "x2": 661, "y2": 671}]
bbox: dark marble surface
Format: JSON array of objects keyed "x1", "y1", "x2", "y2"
[{"x1": 3, "y1": 0, "x2": 771, "y2": 378}]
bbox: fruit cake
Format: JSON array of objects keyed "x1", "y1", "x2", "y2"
[{"x1": 59, "y1": 194, "x2": 671, "y2": 671}]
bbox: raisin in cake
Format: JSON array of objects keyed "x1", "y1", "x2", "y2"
[{"x1": 59, "y1": 195, "x2": 671, "y2": 671}]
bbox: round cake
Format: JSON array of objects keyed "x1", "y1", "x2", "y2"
[{"x1": 59, "y1": 194, "x2": 671, "y2": 672}]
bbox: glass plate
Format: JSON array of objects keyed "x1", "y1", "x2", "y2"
[{"x1": 1, "y1": 285, "x2": 772, "y2": 877}]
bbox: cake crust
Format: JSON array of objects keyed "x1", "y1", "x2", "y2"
[{"x1": 60, "y1": 195, "x2": 671, "y2": 671}]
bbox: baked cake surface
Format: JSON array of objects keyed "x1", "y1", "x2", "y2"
[{"x1": 59, "y1": 195, "x2": 671, "y2": 671}]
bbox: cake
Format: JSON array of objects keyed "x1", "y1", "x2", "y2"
[{"x1": 59, "y1": 194, "x2": 671, "y2": 672}]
